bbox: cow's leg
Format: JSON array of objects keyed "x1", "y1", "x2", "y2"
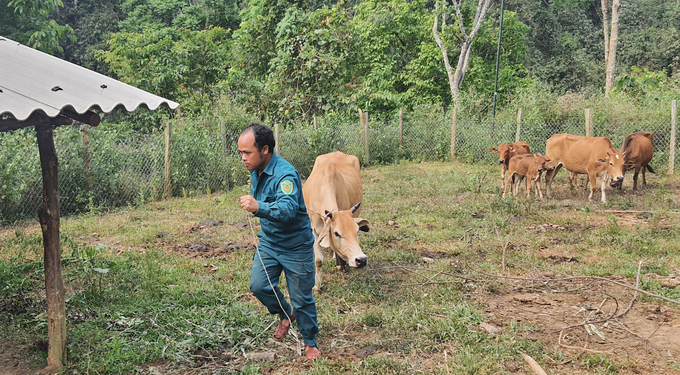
[
  {"x1": 500, "y1": 166, "x2": 506, "y2": 191},
  {"x1": 545, "y1": 164, "x2": 561, "y2": 198},
  {"x1": 633, "y1": 166, "x2": 641, "y2": 190},
  {"x1": 312, "y1": 238, "x2": 324, "y2": 293},
  {"x1": 525, "y1": 176, "x2": 532, "y2": 198},
  {"x1": 503, "y1": 172, "x2": 512, "y2": 198},
  {"x1": 587, "y1": 171, "x2": 598, "y2": 202},
  {"x1": 641, "y1": 164, "x2": 647, "y2": 186},
  {"x1": 536, "y1": 175, "x2": 544, "y2": 199}
]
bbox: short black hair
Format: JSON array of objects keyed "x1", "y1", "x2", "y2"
[{"x1": 241, "y1": 123, "x2": 275, "y2": 152}]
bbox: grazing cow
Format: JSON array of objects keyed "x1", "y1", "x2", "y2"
[
  {"x1": 503, "y1": 153, "x2": 552, "y2": 199},
  {"x1": 619, "y1": 132, "x2": 654, "y2": 190},
  {"x1": 302, "y1": 152, "x2": 369, "y2": 292},
  {"x1": 544, "y1": 134, "x2": 626, "y2": 203},
  {"x1": 490, "y1": 141, "x2": 531, "y2": 191}
]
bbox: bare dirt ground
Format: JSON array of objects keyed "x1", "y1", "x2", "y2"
[{"x1": 0, "y1": 339, "x2": 37, "y2": 375}]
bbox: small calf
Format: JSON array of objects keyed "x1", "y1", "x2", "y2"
[
  {"x1": 490, "y1": 141, "x2": 531, "y2": 192},
  {"x1": 503, "y1": 153, "x2": 552, "y2": 199}
]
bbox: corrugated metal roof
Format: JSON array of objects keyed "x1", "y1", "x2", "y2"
[{"x1": 0, "y1": 36, "x2": 179, "y2": 122}]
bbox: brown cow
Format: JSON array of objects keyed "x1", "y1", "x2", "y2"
[
  {"x1": 619, "y1": 132, "x2": 654, "y2": 190},
  {"x1": 302, "y1": 152, "x2": 369, "y2": 292},
  {"x1": 490, "y1": 141, "x2": 531, "y2": 191},
  {"x1": 544, "y1": 134, "x2": 626, "y2": 203},
  {"x1": 503, "y1": 153, "x2": 552, "y2": 199}
]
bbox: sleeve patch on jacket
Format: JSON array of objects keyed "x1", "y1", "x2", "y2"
[{"x1": 280, "y1": 180, "x2": 294, "y2": 195}]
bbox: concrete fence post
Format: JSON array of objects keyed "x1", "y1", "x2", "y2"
[
  {"x1": 164, "y1": 120, "x2": 172, "y2": 198},
  {"x1": 274, "y1": 123, "x2": 280, "y2": 155},
  {"x1": 450, "y1": 108, "x2": 457, "y2": 159}
]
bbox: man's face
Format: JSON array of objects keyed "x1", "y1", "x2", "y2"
[{"x1": 238, "y1": 131, "x2": 267, "y2": 172}]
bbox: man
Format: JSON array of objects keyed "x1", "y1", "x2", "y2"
[{"x1": 237, "y1": 123, "x2": 321, "y2": 360}]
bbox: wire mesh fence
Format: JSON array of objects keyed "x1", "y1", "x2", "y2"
[{"x1": 0, "y1": 105, "x2": 677, "y2": 223}]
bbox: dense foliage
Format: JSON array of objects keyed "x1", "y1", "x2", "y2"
[{"x1": 2, "y1": 0, "x2": 680, "y2": 124}]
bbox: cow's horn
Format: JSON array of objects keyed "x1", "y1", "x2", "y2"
[
  {"x1": 350, "y1": 202, "x2": 361, "y2": 213},
  {"x1": 325, "y1": 210, "x2": 333, "y2": 219}
]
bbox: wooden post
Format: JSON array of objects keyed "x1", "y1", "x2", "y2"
[
  {"x1": 398, "y1": 107, "x2": 404, "y2": 149},
  {"x1": 585, "y1": 108, "x2": 592, "y2": 137},
  {"x1": 35, "y1": 120, "x2": 67, "y2": 372},
  {"x1": 79, "y1": 125, "x2": 92, "y2": 192},
  {"x1": 450, "y1": 108, "x2": 457, "y2": 159},
  {"x1": 669, "y1": 100, "x2": 677, "y2": 174},
  {"x1": 220, "y1": 118, "x2": 229, "y2": 189},
  {"x1": 274, "y1": 123, "x2": 280, "y2": 155},
  {"x1": 362, "y1": 111, "x2": 369, "y2": 164},
  {"x1": 313, "y1": 115, "x2": 317, "y2": 130},
  {"x1": 164, "y1": 120, "x2": 172, "y2": 198},
  {"x1": 515, "y1": 108, "x2": 522, "y2": 143}
]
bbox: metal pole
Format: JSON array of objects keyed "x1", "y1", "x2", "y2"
[{"x1": 491, "y1": 0, "x2": 505, "y2": 126}]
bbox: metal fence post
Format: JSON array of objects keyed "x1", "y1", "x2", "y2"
[
  {"x1": 585, "y1": 108, "x2": 592, "y2": 137},
  {"x1": 515, "y1": 108, "x2": 522, "y2": 143},
  {"x1": 164, "y1": 120, "x2": 172, "y2": 198},
  {"x1": 669, "y1": 100, "x2": 677, "y2": 174},
  {"x1": 450, "y1": 108, "x2": 457, "y2": 159}
]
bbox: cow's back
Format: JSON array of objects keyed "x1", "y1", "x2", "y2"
[
  {"x1": 546, "y1": 134, "x2": 613, "y2": 173},
  {"x1": 304, "y1": 152, "x2": 362, "y2": 214},
  {"x1": 622, "y1": 132, "x2": 653, "y2": 163}
]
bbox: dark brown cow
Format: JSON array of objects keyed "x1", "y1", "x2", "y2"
[
  {"x1": 503, "y1": 153, "x2": 553, "y2": 199},
  {"x1": 619, "y1": 132, "x2": 654, "y2": 190},
  {"x1": 544, "y1": 134, "x2": 626, "y2": 203},
  {"x1": 490, "y1": 141, "x2": 531, "y2": 192}
]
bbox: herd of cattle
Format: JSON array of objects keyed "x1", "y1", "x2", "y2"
[
  {"x1": 491, "y1": 132, "x2": 655, "y2": 203},
  {"x1": 300, "y1": 133, "x2": 654, "y2": 290}
]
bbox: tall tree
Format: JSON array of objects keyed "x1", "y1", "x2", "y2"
[
  {"x1": 432, "y1": 0, "x2": 492, "y2": 108},
  {"x1": 1, "y1": 0, "x2": 75, "y2": 54},
  {"x1": 604, "y1": 0, "x2": 620, "y2": 96}
]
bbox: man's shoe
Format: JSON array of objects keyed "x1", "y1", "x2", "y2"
[
  {"x1": 273, "y1": 308, "x2": 295, "y2": 341},
  {"x1": 304, "y1": 344, "x2": 321, "y2": 360}
]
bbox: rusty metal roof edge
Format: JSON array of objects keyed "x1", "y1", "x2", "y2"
[{"x1": 0, "y1": 36, "x2": 180, "y2": 122}]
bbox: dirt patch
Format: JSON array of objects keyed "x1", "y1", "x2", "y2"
[
  {"x1": 477, "y1": 278, "x2": 680, "y2": 374},
  {"x1": 0, "y1": 340, "x2": 37, "y2": 375}
]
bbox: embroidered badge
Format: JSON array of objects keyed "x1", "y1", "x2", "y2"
[{"x1": 280, "y1": 180, "x2": 294, "y2": 195}]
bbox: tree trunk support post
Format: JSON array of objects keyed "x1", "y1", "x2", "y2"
[
  {"x1": 36, "y1": 120, "x2": 67, "y2": 372},
  {"x1": 274, "y1": 123, "x2": 280, "y2": 155},
  {"x1": 669, "y1": 100, "x2": 677, "y2": 175},
  {"x1": 585, "y1": 108, "x2": 593, "y2": 137},
  {"x1": 361, "y1": 111, "x2": 369, "y2": 164},
  {"x1": 515, "y1": 108, "x2": 522, "y2": 143},
  {"x1": 164, "y1": 120, "x2": 172, "y2": 198},
  {"x1": 450, "y1": 108, "x2": 457, "y2": 160}
]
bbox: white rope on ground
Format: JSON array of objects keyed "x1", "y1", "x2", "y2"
[{"x1": 245, "y1": 212, "x2": 302, "y2": 355}]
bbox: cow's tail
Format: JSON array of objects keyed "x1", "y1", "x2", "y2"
[{"x1": 646, "y1": 164, "x2": 655, "y2": 174}]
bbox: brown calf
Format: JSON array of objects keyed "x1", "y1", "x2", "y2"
[
  {"x1": 503, "y1": 153, "x2": 552, "y2": 199},
  {"x1": 490, "y1": 141, "x2": 531, "y2": 192},
  {"x1": 619, "y1": 132, "x2": 654, "y2": 190}
]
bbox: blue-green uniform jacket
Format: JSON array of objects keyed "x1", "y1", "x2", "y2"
[{"x1": 250, "y1": 152, "x2": 315, "y2": 254}]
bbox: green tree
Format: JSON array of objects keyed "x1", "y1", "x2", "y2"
[
  {"x1": 97, "y1": 27, "x2": 232, "y2": 114},
  {"x1": 1, "y1": 0, "x2": 75, "y2": 54}
]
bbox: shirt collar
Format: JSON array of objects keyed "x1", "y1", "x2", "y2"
[{"x1": 261, "y1": 151, "x2": 278, "y2": 177}]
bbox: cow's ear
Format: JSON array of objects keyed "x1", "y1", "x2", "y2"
[
  {"x1": 490, "y1": 147, "x2": 498, "y2": 153},
  {"x1": 318, "y1": 223, "x2": 331, "y2": 247},
  {"x1": 355, "y1": 218, "x2": 370, "y2": 232},
  {"x1": 597, "y1": 158, "x2": 607, "y2": 164}
]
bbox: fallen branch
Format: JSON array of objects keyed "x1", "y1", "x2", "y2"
[
  {"x1": 613, "y1": 261, "x2": 642, "y2": 319},
  {"x1": 520, "y1": 353, "x2": 548, "y2": 375}
]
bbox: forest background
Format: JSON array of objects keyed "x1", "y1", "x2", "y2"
[{"x1": 2, "y1": 0, "x2": 680, "y2": 128}]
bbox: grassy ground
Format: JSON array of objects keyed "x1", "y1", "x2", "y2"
[{"x1": 1, "y1": 161, "x2": 679, "y2": 374}]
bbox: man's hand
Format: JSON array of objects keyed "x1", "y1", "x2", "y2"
[{"x1": 240, "y1": 195, "x2": 259, "y2": 213}]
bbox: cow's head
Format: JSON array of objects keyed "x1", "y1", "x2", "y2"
[
  {"x1": 318, "y1": 202, "x2": 369, "y2": 268},
  {"x1": 533, "y1": 153, "x2": 553, "y2": 176},
  {"x1": 597, "y1": 148, "x2": 627, "y2": 187},
  {"x1": 490, "y1": 144, "x2": 514, "y2": 167}
]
